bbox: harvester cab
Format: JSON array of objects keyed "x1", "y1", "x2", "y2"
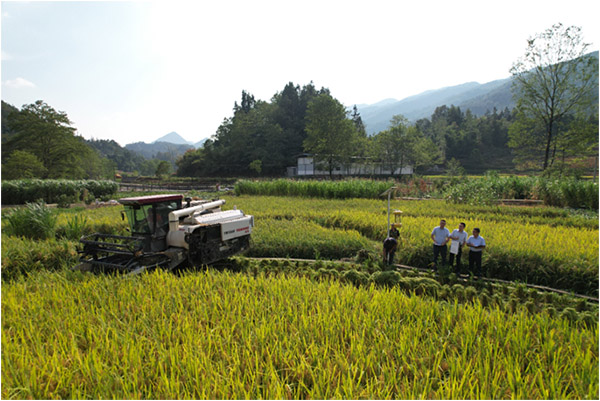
[
  {"x1": 120, "y1": 194, "x2": 183, "y2": 252},
  {"x1": 76, "y1": 194, "x2": 253, "y2": 275}
]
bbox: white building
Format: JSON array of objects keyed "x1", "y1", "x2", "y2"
[{"x1": 286, "y1": 154, "x2": 414, "y2": 177}]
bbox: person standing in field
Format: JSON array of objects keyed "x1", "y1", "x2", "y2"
[
  {"x1": 448, "y1": 222, "x2": 468, "y2": 274},
  {"x1": 430, "y1": 219, "x2": 450, "y2": 270},
  {"x1": 383, "y1": 235, "x2": 398, "y2": 265},
  {"x1": 466, "y1": 227, "x2": 486, "y2": 277}
]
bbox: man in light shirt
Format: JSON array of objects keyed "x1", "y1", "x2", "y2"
[
  {"x1": 430, "y1": 219, "x2": 450, "y2": 270},
  {"x1": 466, "y1": 227, "x2": 486, "y2": 277},
  {"x1": 448, "y1": 222, "x2": 468, "y2": 274}
]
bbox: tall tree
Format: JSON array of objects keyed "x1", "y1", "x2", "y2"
[
  {"x1": 272, "y1": 82, "x2": 308, "y2": 166},
  {"x1": 509, "y1": 23, "x2": 598, "y2": 171},
  {"x1": 233, "y1": 90, "x2": 256, "y2": 114},
  {"x1": 3, "y1": 100, "x2": 104, "y2": 178},
  {"x1": 1, "y1": 150, "x2": 47, "y2": 179},
  {"x1": 1, "y1": 100, "x2": 19, "y2": 146},
  {"x1": 374, "y1": 115, "x2": 438, "y2": 176},
  {"x1": 351, "y1": 105, "x2": 367, "y2": 137},
  {"x1": 304, "y1": 94, "x2": 359, "y2": 178}
]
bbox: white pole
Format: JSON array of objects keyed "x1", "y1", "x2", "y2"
[{"x1": 387, "y1": 191, "x2": 391, "y2": 236}]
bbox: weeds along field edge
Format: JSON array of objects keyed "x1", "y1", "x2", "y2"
[{"x1": 1, "y1": 269, "x2": 598, "y2": 400}]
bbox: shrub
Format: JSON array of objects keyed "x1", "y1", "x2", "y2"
[
  {"x1": 57, "y1": 215, "x2": 90, "y2": 241},
  {"x1": 57, "y1": 194, "x2": 75, "y2": 208},
  {"x1": 3, "y1": 201, "x2": 57, "y2": 240},
  {"x1": 1, "y1": 179, "x2": 118, "y2": 205}
]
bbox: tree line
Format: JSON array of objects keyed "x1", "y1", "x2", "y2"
[
  {"x1": 1, "y1": 100, "x2": 171, "y2": 179},
  {"x1": 178, "y1": 24, "x2": 598, "y2": 178},
  {"x1": 176, "y1": 83, "x2": 518, "y2": 178}
]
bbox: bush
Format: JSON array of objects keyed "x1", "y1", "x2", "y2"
[
  {"x1": 57, "y1": 215, "x2": 90, "y2": 241},
  {"x1": 1, "y1": 179, "x2": 118, "y2": 205},
  {"x1": 3, "y1": 201, "x2": 57, "y2": 240},
  {"x1": 444, "y1": 176, "x2": 598, "y2": 210},
  {"x1": 57, "y1": 194, "x2": 76, "y2": 208}
]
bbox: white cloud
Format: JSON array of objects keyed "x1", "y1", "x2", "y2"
[
  {"x1": 1, "y1": 50, "x2": 12, "y2": 61},
  {"x1": 2, "y1": 77, "x2": 36, "y2": 88}
]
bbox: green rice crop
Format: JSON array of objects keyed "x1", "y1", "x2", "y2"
[
  {"x1": 235, "y1": 178, "x2": 395, "y2": 199},
  {"x1": 235, "y1": 176, "x2": 599, "y2": 210},
  {"x1": 2, "y1": 269, "x2": 597, "y2": 399}
]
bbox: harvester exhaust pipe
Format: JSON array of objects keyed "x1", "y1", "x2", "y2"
[{"x1": 168, "y1": 200, "x2": 226, "y2": 232}]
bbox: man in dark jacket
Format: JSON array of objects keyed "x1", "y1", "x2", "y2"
[{"x1": 383, "y1": 236, "x2": 398, "y2": 265}]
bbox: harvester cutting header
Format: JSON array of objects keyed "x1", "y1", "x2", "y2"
[{"x1": 76, "y1": 194, "x2": 253, "y2": 274}]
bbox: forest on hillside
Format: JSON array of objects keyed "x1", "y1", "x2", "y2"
[
  {"x1": 176, "y1": 81, "x2": 594, "y2": 178},
  {"x1": 1, "y1": 100, "x2": 176, "y2": 179}
]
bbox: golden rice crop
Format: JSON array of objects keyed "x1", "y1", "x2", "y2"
[
  {"x1": 247, "y1": 218, "x2": 374, "y2": 259},
  {"x1": 227, "y1": 196, "x2": 599, "y2": 295},
  {"x1": 2, "y1": 269, "x2": 597, "y2": 399},
  {"x1": 2, "y1": 195, "x2": 597, "y2": 294}
]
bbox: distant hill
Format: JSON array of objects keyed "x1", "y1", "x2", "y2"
[
  {"x1": 357, "y1": 79, "x2": 514, "y2": 135},
  {"x1": 153, "y1": 131, "x2": 192, "y2": 145},
  {"x1": 150, "y1": 131, "x2": 209, "y2": 149},
  {"x1": 125, "y1": 141, "x2": 194, "y2": 159},
  {"x1": 193, "y1": 138, "x2": 208, "y2": 148},
  {"x1": 86, "y1": 138, "x2": 147, "y2": 172},
  {"x1": 358, "y1": 50, "x2": 598, "y2": 135}
]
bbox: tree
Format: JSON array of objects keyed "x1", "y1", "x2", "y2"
[
  {"x1": 3, "y1": 100, "x2": 105, "y2": 178},
  {"x1": 509, "y1": 23, "x2": 598, "y2": 171},
  {"x1": 271, "y1": 82, "x2": 331, "y2": 170},
  {"x1": 234, "y1": 90, "x2": 256, "y2": 114},
  {"x1": 249, "y1": 159, "x2": 262, "y2": 175},
  {"x1": 155, "y1": 160, "x2": 171, "y2": 178},
  {"x1": 2, "y1": 150, "x2": 47, "y2": 179},
  {"x1": 303, "y1": 94, "x2": 359, "y2": 178},
  {"x1": 445, "y1": 158, "x2": 465, "y2": 176},
  {"x1": 1, "y1": 100, "x2": 19, "y2": 146},
  {"x1": 351, "y1": 105, "x2": 366, "y2": 137},
  {"x1": 374, "y1": 115, "x2": 438, "y2": 176}
]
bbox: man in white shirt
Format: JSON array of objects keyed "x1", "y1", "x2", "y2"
[
  {"x1": 430, "y1": 219, "x2": 450, "y2": 270},
  {"x1": 466, "y1": 227, "x2": 486, "y2": 277},
  {"x1": 448, "y1": 222, "x2": 468, "y2": 274}
]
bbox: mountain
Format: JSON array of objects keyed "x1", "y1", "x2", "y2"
[
  {"x1": 152, "y1": 131, "x2": 192, "y2": 145},
  {"x1": 359, "y1": 50, "x2": 598, "y2": 135},
  {"x1": 125, "y1": 141, "x2": 194, "y2": 159},
  {"x1": 86, "y1": 138, "x2": 147, "y2": 172},
  {"x1": 151, "y1": 131, "x2": 209, "y2": 149},
  {"x1": 358, "y1": 79, "x2": 514, "y2": 135},
  {"x1": 193, "y1": 138, "x2": 209, "y2": 148}
]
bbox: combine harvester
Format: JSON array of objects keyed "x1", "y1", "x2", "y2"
[{"x1": 76, "y1": 194, "x2": 253, "y2": 274}]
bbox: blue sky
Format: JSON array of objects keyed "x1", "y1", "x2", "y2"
[{"x1": 2, "y1": 0, "x2": 599, "y2": 146}]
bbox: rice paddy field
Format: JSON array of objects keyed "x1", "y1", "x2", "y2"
[{"x1": 1, "y1": 191, "x2": 599, "y2": 399}]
